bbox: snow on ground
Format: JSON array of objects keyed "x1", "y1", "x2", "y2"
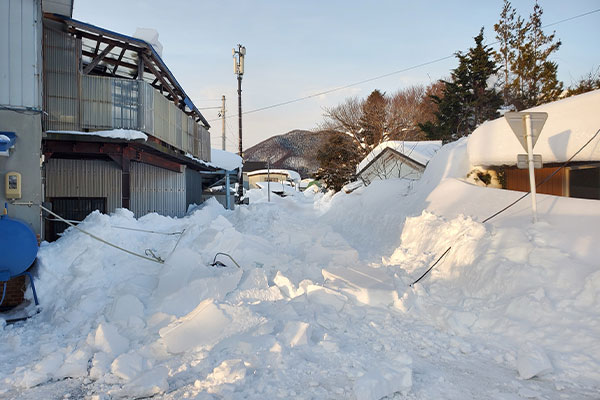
[{"x1": 1, "y1": 139, "x2": 599, "y2": 399}]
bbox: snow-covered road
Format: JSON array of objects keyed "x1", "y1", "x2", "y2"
[{"x1": 2, "y1": 140, "x2": 600, "y2": 399}]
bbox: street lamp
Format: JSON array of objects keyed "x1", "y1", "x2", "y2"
[{"x1": 233, "y1": 44, "x2": 246, "y2": 203}]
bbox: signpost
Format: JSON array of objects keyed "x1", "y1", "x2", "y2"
[{"x1": 504, "y1": 112, "x2": 548, "y2": 223}]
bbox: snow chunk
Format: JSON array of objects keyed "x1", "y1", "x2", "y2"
[
  {"x1": 106, "y1": 294, "x2": 145, "y2": 323},
  {"x1": 517, "y1": 343, "x2": 553, "y2": 379},
  {"x1": 55, "y1": 348, "x2": 92, "y2": 379},
  {"x1": 93, "y1": 323, "x2": 130, "y2": 357},
  {"x1": 322, "y1": 265, "x2": 397, "y2": 307},
  {"x1": 159, "y1": 299, "x2": 231, "y2": 353},
  {"x1": 19, "y1": 353, "x2": 64, "y2": 388},
  {"x1": 278, "y1": 321, "x2": 311, "y2": 347},
  {"x1": 353, "y1": 360, "x2": 412, "y2": 400},
  {"x1": 111, "y1": 352, "x2": 144, "y2": 382},
  {"x1": 112, "y1": 366, "x2": 169, "y2": 398},
  {"x1": 194, "y1": 359, "x2": 246, "y2": 392}
]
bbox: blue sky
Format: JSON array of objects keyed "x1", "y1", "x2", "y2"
[{"x1": 73, "y1": 1, "x2": 600, "y2": 149}]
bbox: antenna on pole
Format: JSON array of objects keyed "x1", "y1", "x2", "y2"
[{"x1": 233, "y1": 44, "x2": 246, "y2": 204}]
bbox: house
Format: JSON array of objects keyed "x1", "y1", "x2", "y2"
[
  {"x1": 1, "y1": 1, "x2": 239, "y2": 243},
  {"x1": 468, "y1": 89, "x2": 600, "y2": 200},
  {"x1": 247, "y1": 169, "x2": 301, "y2": 189},
  {"x1": 356, "y1": 141, "x2": 442, "y2": 185}
]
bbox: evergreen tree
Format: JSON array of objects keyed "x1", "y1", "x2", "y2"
[
  {"x1": 566, "y1": 68, "x2": 600, "y2": 97},
  {"x1": 501, "y1": 0, "x2": 563, "y2": 109},
  {"x1": 469, "y1": 28, "x2": 503, "y2": 127},
  {"x1": 358, "y1": 89, "x2": 388, "y2": 149},
  {"x1": 419, "y1": 28, "x2": 502, "y2": 141},
  {"x1": 494, "y1": 0, "x2": 517, "y2": 105},
  {"x1": 315, "y1": 131, "x2": 361, "y2": 191}
]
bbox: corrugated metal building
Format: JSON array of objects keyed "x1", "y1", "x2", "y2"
[{"x1": 37, "y1": 12, "x2": 234, "y2": 240}]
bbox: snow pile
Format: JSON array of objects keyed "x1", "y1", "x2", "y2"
[
  {"x1": 133, "y1": 28, "x2": 163, "y2": 57},
  {"x1": 1, "y1": 121, "x2": 600, "y2": 398},
  {"x1": 468, "y1": 89, "x2": 600, "y2": 166},
  {"x1": 47, "y1": 129, "x2": 148, "y2": 141}
]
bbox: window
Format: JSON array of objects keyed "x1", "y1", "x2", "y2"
[
  {"x1": 569, "y1": 165, "x2": 600, "y2": 200},
  {"x1": 112, "y1": 80, "x2": 139, "y2": 129}
]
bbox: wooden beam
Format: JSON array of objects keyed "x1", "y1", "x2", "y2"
[
  {"x1": 73, "y1": 29, "x2": 142, "y2": 53},
  {"x1": 83, "y1": 44, "x2": 115, "y2": 75},
  {"x1": 93, "y1": 35, "x2": 102, "y2": 56},
  {"x1": 137, "y1": 53, "x2": 144, "y2": 80},
  {"x1": 82, "y1": 50, "x2": 138, "y2": 71},
  {"x1": 141, "y1": 53, "x2": 179, "y2": 105},
  {"x1": 112, "y1": 48, "x2": 127, "y2": 76}
]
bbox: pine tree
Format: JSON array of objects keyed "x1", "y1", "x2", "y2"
[
  {"x1": 419, "y1": 28, "x2": 501, "y2": 141},
  {"x1": 469, "y1": 28, "x2": 503, "y2": 127},
  {"x1": 505, "y1": 0, "x2": 563, "y2": 109},
  {"x1": 315, "y1": 131, "x2": 361, "y2": 191},
  {"x1": 494, "y1": 0, "x2": 517, "y2": 105}
]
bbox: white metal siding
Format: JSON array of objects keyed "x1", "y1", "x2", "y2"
[
  {"x1": 0, "y1": 0, "x2": 42, "y2": 108},
  {"x1": 130, "y1": 162, "x2": 186, "y2": 218},
  {"x1": 45, "y1": 158, "x2": 122, "y2": 213}
]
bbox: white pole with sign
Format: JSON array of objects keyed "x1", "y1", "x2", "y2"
[{"x1": 504, "y1": 112, "x2": 548, "y2": 223}]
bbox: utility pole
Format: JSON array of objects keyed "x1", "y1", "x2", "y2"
[
  {"x1": 233, "y1": 44, "x2": 246, "y2": 203},
  {"x1": 221, "y1": 95, "x2": 226, "y2": 151}
]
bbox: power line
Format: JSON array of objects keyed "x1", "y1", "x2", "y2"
[{"x1": 207, "y1": 7, "x2": 600, "y2": 124}]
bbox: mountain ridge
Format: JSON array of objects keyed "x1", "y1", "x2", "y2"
[{"x1": 244, "y1": 129, "x2": 327, "y2": 178}]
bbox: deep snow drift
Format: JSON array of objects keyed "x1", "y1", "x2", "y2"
[{"x1": 1, "y1": 139, "x2": 599, "y2": 399}]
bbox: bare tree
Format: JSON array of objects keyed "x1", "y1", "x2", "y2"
[{"x1": 387, "y1": 85, "x2": 428, "y2": 141}]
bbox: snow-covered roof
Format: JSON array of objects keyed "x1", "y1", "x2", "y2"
[
  {"x1": 248, "y1": 169, "x2": 301, "y2": 182},
  {"x1": 468, "y1": 89, "x2": 600, "y2": 167},
  {"x1": 210, "y1": 149, "x2": 242, "y2": 170},
  {"x1": 46, "y1": 129, "x2": 148, "y2": 141},
  {"x1": 184, "y1": 149, "x2": 242, "y2": 171},
  {"x1": 357, "y1": 140, "x2": 443, "y2": 173}
]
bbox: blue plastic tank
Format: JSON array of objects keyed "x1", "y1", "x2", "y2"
[{"x1": 0, "y1": 214, "x2": 38, "y2": 279}]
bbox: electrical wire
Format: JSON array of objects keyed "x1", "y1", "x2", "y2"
[
  {"x1": 410, "y1": 127, "x2": 600, "y2": 287},
  {"x1": 38, "y1": 204, "x2": 164, "y2": 264},
  {"x1": 207, "y1": 8, "x2": 600, "y2": 125}
]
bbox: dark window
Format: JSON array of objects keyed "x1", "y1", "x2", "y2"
[{"x1": 569, "y1": 166, "x2": 600, "y2": 200}]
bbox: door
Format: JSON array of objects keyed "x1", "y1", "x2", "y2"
[{"x1": 47, "y1": 197, "x2": 106, "y2": 241}]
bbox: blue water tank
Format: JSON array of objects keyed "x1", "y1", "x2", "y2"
[{"x1": 0, "y1": 215, "x2": 38, "y2": 279}]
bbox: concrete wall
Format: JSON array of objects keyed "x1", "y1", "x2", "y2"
[{"x1": 0, "y1": 110, "x2": 43, "y2": 235}]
